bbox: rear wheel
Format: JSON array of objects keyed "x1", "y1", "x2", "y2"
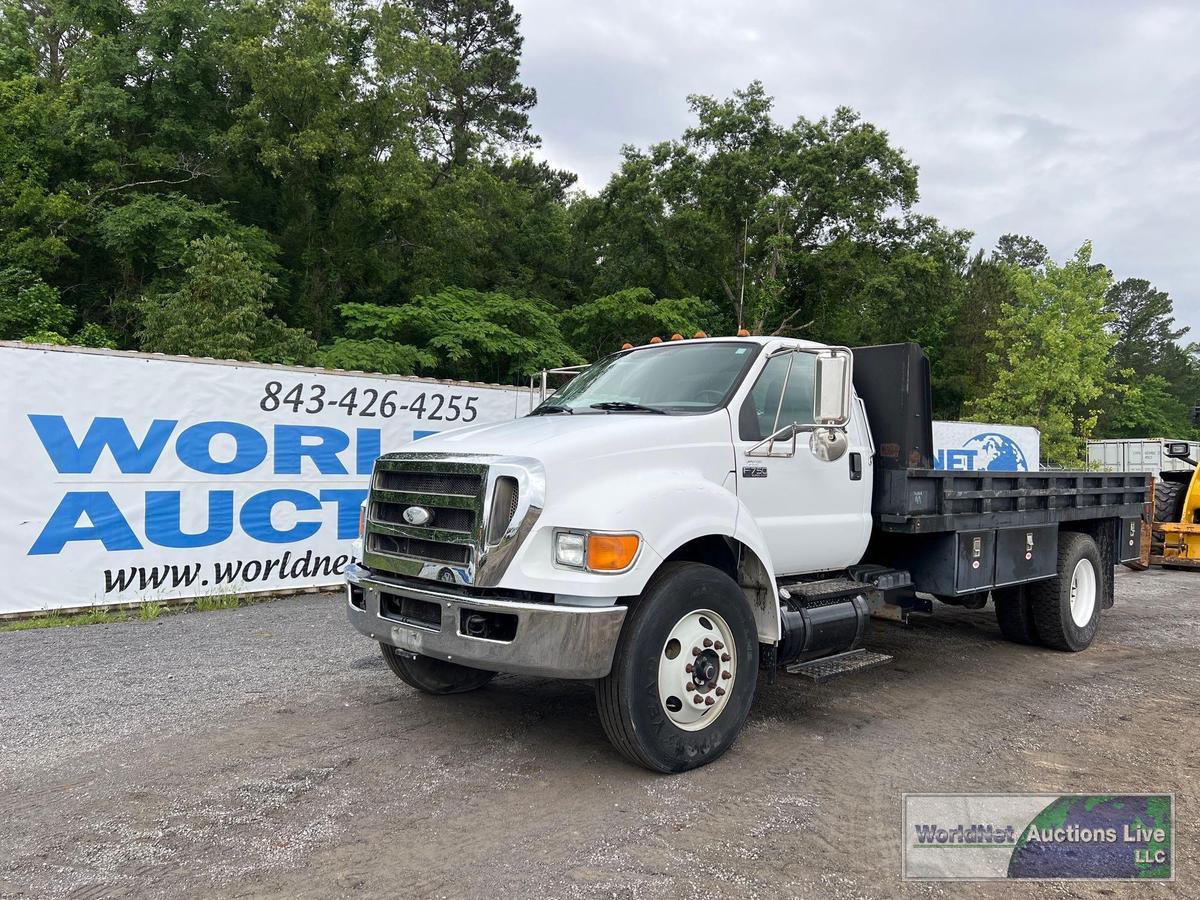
[
  {"x1": 596, "y1": 562, "x2": 758, "y2": 773},
  {"x1": 1154, "y1": 481, "x2": 1186, "y2": 524},
  {"x1": 380, "y1": 644, "x2": 496, "y2": 694},
  {"x1": 1152, "y1": 481, "x2": 1186, "y2": 554},
  {"x1": 993, "y1": 584, "x2": 1039, "y2": 645},
  {"x1": 1029, "y1": 532, "x2": 1103, "y2": 651}
]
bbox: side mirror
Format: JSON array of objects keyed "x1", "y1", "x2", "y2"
[
  {"x1": 814, "y1": 351, "x2": 852, "y2": 427},
  {"x1": 1165, "y1": 442, "x2": 1192, "y2": 459}
]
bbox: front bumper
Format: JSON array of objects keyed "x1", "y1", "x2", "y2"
[{"x1": 344, "y1": 563, "x2": 627, "y2": 679}]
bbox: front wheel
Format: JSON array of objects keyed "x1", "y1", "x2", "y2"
[
  {"x1": 596, "y1": 562, "x2": 759, "y2": 773},
  {"x1": 380, "y1": 644, "x2": 496, "y2": 694}
]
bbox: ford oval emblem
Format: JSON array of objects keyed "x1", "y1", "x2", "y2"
[{"x1": 402, "y1": 506, "x2": 433, "y2": 526}]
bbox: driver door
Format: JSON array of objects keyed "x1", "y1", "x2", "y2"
[{"x1": 733, "y1": 350, "x2": 872, "y2": 575}]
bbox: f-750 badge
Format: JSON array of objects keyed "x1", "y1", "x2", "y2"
[{"x1": 742, "y1": 466, "x2": 768, "y2": 479}]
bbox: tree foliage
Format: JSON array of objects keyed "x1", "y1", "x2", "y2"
[
  {"x1": 0, "y1": 1, "x2": 1195, "y2": 460},
  {"x1": 137, "y1": 236, "x2": 315, "y2": 363},
  {"x1": 965, "y1": 244, "x2": 1115, "y2": 465}
]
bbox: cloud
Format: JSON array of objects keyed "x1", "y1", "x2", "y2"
[{"x1": 514, "y1": 0, "x2": 1200, "y2": 334}]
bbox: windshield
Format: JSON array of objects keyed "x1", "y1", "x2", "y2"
[{"x1": 534, "y1": 342, "x2": 761, "y2": 414}]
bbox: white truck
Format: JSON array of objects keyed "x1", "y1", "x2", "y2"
[{"x1": 345, "y1": 338, "x2": 1148, "y2": 772}]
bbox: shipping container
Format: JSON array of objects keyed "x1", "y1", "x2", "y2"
[{"x1": 1087, "y1": 438, "x2": 1200, "y2": 474}]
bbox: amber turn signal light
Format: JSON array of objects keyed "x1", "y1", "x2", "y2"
[{"x1": 586, "y1": 533, "x2": 640, "y2": 571}]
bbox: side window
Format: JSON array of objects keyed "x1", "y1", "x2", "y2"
[{"x1": 738, "y1": 352, "x2": 816, "y2": 441}]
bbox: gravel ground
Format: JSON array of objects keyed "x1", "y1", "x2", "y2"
[{"x1": 1, "y1": 568, "x2": 1197, "y2": 899}]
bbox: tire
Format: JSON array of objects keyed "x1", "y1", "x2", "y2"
[
  {"x1": 1028, "y1": 532, "x2": 1103, "y2": 651},
  {"x1": 380, "y1": 643, "x2": 496, "y2": 694},
  {"x1": 596, "y1": 562, "x2": 759, "y2": 773},
  {"x1": 1153, "y1": 481, "x2": 1185, "y2": 524},
  {"x1": 993, "y1": 584, "x2": 1039, "y2": 645}
]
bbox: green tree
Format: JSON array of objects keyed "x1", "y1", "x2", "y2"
[
  {"x1": 1095, "y1": 278, "x2": 1197, "y2": 438},
  {"x1": 410, "y1": 0, "x2": 537, "y2": 169},
  {"x1": 993, "y1": 233, "x2": 1048, "y2": 270},
  {"x1": 966, "y1": 243, "x2": 1114, "y2": 466},
  {"x1": 559, "y1": 288, "x2": 717, "y2": 360},
  {"x1": 334, "y1": 287, "x2": 581, "y2": 384},
  {"x1": 0, "y1": 266, "x2": 71, "y2": 338},
  {"x1": 572, "y1": 83, "x2": 954, "y2": 341},
  {"x1": 1104, "y1": 278, "x2": 1187, "y2": 376},
  {"x1": 137, "y1": 235, "x2": 314, "y2": 363}
]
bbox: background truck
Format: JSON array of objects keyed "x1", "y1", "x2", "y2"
[{"x1": 345, "y1": 338, "x2": 1149, "y2": 772}]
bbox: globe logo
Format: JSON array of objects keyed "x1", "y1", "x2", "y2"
[{"x1": 964, "y1": 432, "x2": 1029, "y2": 472}]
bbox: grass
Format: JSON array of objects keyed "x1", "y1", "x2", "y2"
[
  {"x1": 0, "y1": 592, "x2": 269, "y2": 632},
  {"x1": 138, "y1": 601, "x2": 166, "y2": 621},
  {"x1": 193, "y1": 593, "x2": 241, "y2": 612},
  {"x1": 0, "y1": 608, "x2": 121, "y2": 632}
]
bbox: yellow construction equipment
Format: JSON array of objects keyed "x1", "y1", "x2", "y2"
[{"x1": 1151, "y1": 441, "x2": 1200, "y2": 568}]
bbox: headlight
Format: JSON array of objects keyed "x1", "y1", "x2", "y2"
[
  {"x1": 555, "y1": 531, "x2": 587, "y2": 568},
  {"x1": 554, "y1": 530, "x2": 640, "y2": 572}
]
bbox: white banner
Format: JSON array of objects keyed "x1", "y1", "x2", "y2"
[
  {"x1": 933, "y1": 421, "x2": 1041, "y2": 472},
  {"x1": 0, "y1": 344, "x2": 529, "y2": 614}
]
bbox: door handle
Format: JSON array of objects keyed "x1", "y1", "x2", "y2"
[{"x1": 849, "y1": 452, "x2": 863, "y2": 481}]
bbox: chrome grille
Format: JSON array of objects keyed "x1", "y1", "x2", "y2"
[
  {"x1": 365, "y1": 456, "x2": 489, "y2": 582},
  {"x1": 376, "y1": 470, "x2": 482, "y2": 496},
  {"x1": 371, "y1": 501, "x2": 474, "y2": 534},
  {"x1": 369, "y1": 532, "x2": 471, "y2": 565}
]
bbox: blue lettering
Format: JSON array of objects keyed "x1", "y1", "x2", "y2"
[
  {"x1": 29, "y1": 415, "x2": 176, "y2": 474},
  {"x1": 176, "y1": 421, "x2": 267, "y2": 475},
  {"x1": 356, "y1": 428, "x2": 381, "y2": 475},
  {"x1": 145, "y1": 490, "x2": 234, "y2": 548},
  {"x1": 945, "y1": 449, "x2": 973, "y2": 471},
  {"x1": 29, "y1": 491, "x2": 142, "y2": 554},
  {"x1": 240, "y1": 489, "x2": 322, "y2": 543},
  {"x1": 320, "y1": 488, "x2": 370, "y2": 539},
  {"x1": 934, "y1": 449, "x2": 946, "y2": 470},
  {"x1": 274, "y1": 424, "x2": 349, "y2": 475}
]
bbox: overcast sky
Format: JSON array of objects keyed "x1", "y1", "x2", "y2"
[{"x1": 514, "y1": 0, "x2": 1200, "y2": 335}]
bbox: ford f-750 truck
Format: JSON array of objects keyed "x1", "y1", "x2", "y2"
[{"x1": 344, "y1": 339, "x2": 1149, "y2": 772}]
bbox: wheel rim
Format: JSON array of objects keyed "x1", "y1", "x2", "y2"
[
  {"x1": 1069, "y1": 558, "x2": 1097, "y2": 627},
  {"x1": 657, "y1": 608, "x2": 737, "y2": 731}
]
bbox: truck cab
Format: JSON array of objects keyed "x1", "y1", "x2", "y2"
[{"x1": 345, "y1": 337, "x2": 1148, "y2": 772}]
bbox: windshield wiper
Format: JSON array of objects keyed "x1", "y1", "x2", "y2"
[
  {"x1": 589, "y1": 401, "x2": 667, "y2": 414},
  {"x1": 531, "y1": 404, "x2": 574, "y2": 415}
]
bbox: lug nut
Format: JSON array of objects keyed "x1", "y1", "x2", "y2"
[
  {"x1": 694, "y1": 695, "x2": 704, "y2": 704},
  {"x1": 715, "y1": 687, "x2": 726, "y2": 696},
  {"x1": 714, "y1": 641, "x2": 724, "y2": 650},
  {"x1": 704, "y1": 696, "x2": 715, "y2": 706},
  {"x1": 685, "y1": 682, "x2": 695, "y2": 691},
  {"x1": 703, "y1": 638, "x2": 713, "y2": 648},
  {"x1": 721, "y1": 653, "x2": 731, "y2": 662},
  {"x1": 722, "y1": 671, "x2": 731, "y2": 680},
  {"x1": 685, "y1": 663, "x2": 694, "y2": 673},
  {"x1": 692, "y1": 647, "x2": 701, "y2": 656}
]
